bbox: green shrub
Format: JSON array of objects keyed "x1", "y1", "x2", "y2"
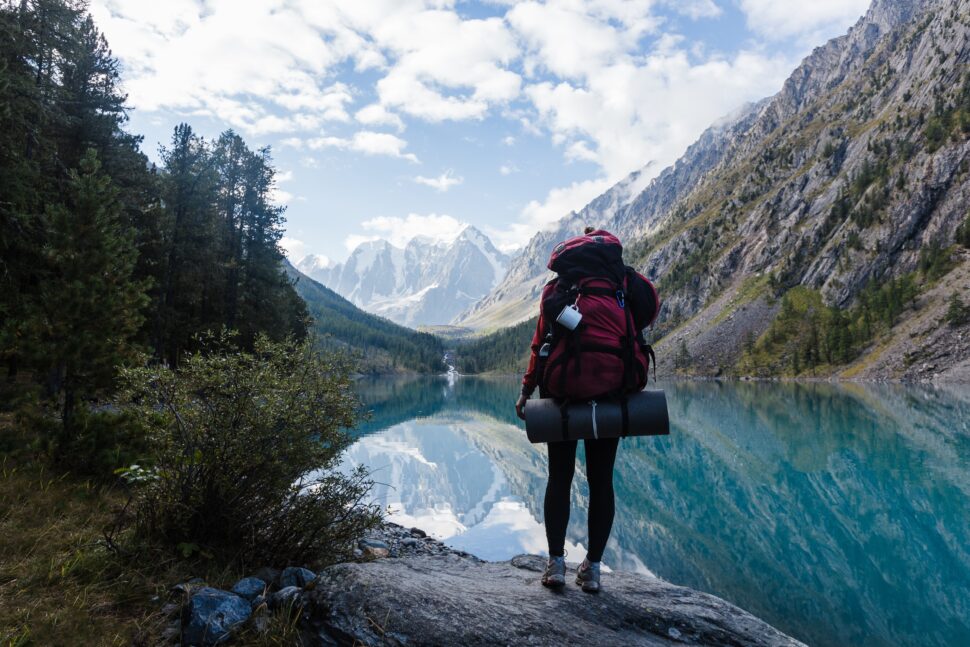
[
  {"x1": 117, "y1": 334, "x2": 380, "y2": 567},
  {"x1": 945, "y1": 293, "x2": 969, "y2": 327},
  {"x1": 918, "y1": 238, "x2": 955, "y2": 281}
]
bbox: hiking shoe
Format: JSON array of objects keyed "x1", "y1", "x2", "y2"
[
  {"x1": 576, "y1": 559, "x2": 601, "y2": 593},
  {"x1": 541, "y1": 556, "x2": 566, "y2": 587}
]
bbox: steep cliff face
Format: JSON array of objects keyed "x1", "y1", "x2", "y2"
[
  {"x1": 457, "y1": 0, "x2": 970, "y2": 379},
  {"x1": 638, "y1": 0, "x2": 969, "y2": 377}
]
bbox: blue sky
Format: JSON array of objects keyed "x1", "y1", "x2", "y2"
[{"x1": 90, "y1": 0, "x2": 871, "y2": 264}]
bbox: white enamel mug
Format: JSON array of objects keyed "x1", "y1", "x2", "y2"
[{"x1": 556, "y1": 304, "x2": 583, "y2": 330}]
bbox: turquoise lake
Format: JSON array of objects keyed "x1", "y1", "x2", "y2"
[{"x1": 342, "y1": 376, "x2": 970, "y2": 647}]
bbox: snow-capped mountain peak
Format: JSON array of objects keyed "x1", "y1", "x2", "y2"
[
  {"x1": 295, "y1": 254, "x2": 334, "y2": 275},
  {"x1": 299, "y1": 229, "x2": 510, "y2": 327}
]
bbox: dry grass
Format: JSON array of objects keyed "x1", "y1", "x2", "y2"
[
  {"x1": 0, "y1": 453, "x2": 176, "y2": 646},
  {"x1": 0, "y1": 415, "x2": 306, "y2": 647}
]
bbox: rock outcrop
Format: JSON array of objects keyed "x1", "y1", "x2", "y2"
[
  {"x1": 305, "y1": 551, "x2": 806, "y2": 647},
  {"x1": 171, "y1": 523, "x2": 806, "y2": 646}
]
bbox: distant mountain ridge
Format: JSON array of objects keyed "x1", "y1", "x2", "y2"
[
  {"x1": 298, "y1": 226, "x2": 508, "y2": 328},
  {"x1": 453, "y1": 0, "x2": 970, "y2": 381},
  {"x1": 284, "y1": 260, "x2": 444, "y2": 374}
]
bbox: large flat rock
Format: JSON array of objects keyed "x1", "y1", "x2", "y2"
[{"x1": 305, "y1": 553, "x2": 805, "y2": 646}]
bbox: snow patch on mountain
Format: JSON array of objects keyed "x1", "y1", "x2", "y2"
[{"x1": 300, "y1": 226, "x2": 509, "y2": 327}]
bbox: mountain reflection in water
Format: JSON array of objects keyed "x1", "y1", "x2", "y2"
[{"x1": 342, "y1": 376, "x2": 970, "y2": 647}]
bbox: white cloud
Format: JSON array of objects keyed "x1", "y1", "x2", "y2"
[
  {"x1": 307, "y1": 131, "x2": 420, "y2": 163},
  {"x1": 279, "y1": 236, "x2": 306, "y2": 259},
  {"x1": 667, "y1": 0, "x2": 722, "y2": 20},
  {"x1": 358, "y1": 213, "x2": 469, "y2": 248},
  {"x1": 370, "y1": 11, "x2": 522, "y2": 121},
  {"x1": 739, "y1": 0, "x2": 869, "y2": 42},
  {"x1": 355, "y1": 103, "x2": 405, "y2": 131},
  {"x1": 90, "y1": 1, "x2": 355, "y2": 136},
  {"x1": 89, "y1": 0, "x2": 851, "y2": 258},
  {"x1": 344, "y1": 234, "x2": 381, "y2": 251},
  {"x1": 487, "y1": 178, "x2": 612, "y2": 252},
  {"x1": 524, "y1": 49, "x2": 793, "y2": 180},
  {"x1": 508, "y1": 0, "x2": 663, "y2": 81},
  {"x1": 414, "y1": 170, "x2": 463, "y2": 192},
  {"x1": 270, "y1": 187, "x2": 294, "y2": 205}
]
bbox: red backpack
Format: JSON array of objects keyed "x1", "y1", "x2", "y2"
[{"x1": 537, "y1": 230, "x2": 660, "y2": 402}]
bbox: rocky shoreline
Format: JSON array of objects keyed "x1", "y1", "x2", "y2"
[{"x1": 168, "y1": 522, "x2": 806, "y2": 646}]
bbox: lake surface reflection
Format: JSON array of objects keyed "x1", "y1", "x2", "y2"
[{"x1": 342, "y1": 376, "x2": 970, "y2": 647}]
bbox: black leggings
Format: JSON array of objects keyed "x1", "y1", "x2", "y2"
[{"x1": 544, "y1": 437, "x2": 619, "y2": 562}]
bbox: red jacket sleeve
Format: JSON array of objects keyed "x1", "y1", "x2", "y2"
[
  {"x1": 521, "y1": 312, "x2": 545, "y2": 397},
  {"x1": 522, "y1": 281, "x2": 557, "y2": 397}
]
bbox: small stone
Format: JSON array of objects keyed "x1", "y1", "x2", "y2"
[
  {"x1": 668, "y1": 627, "x2": 682, "y2": 639},
  {"x1": 280, "y1": 566, "x2": 317, "y2": 589},
  {"x1": 251, "y1": 594, "x2": 268, "y2": 611},
  {"x1": 182, "y1": 587, "x2": 251, "y2": 646},
  {"x1": 169, "y1": 577, "x2": 205, "y2": 600},
  {"x1": 358, "y1": 538, "x2": 389, "y2": 550},
  {"x1": 161, "y1": 602, "x2": 180, "y2": 618},
  {"x1": 230, "y1": 577, "x2": 266, "y2": 602},
  {"x1": 401, "y1": 538, "x2": 420, "y2": 548},
  {"x1": 353, "y1": 548, "x2": 364, "y2": 559},
  {"x1": 364, "y1": 546, "x2": 391, "y2": 559},
  {"x1": 269, "y1": 586, "x2": 304, "y2": 611},
  {"x1": 409, "y1": 527, "x2": 427, "y2": 538}
]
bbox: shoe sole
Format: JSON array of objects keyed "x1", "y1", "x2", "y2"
[
  {"x1": 575, "y1": 576, "x2": 600, "y2": 593},
  {"x1": 542, "y1": 578, "x2": 566, "y2": 588}
]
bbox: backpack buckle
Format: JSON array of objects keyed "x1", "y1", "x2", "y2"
[{"x1": 615, "y1": 290, "x2": 626, "y2": 308}]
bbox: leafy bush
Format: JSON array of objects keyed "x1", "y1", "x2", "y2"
[{"x1": 118, "y1": 334, "x2": 380, "y2": 566}]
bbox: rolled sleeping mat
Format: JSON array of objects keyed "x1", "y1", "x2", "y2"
[{"x1": 524, "y1": 390, "x2": 669, "y2": 444}]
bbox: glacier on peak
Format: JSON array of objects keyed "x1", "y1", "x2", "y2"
[{"x1": 299, "y1": 225, "x2": 510, "y2": 328}]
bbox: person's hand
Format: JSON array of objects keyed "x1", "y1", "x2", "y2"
[{"x1": 515, "y1": 393, "x2": 529, "y2": 420}]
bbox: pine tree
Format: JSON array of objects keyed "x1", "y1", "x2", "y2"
[
  {"x1": 945, "y1": 293, "x2": 969, "y2": 327},
  {"x1": 675, "y1": 338, "x2": 691, "y2": 370},
  {"x1": 25, "y1": 149, "x2": 148, "y2": 439}
]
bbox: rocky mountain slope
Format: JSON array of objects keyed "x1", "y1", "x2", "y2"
[
  {"x1": 453, "y1": 104, "x2": 767, "y2": 330},
  {"x1": 299, "y1": 226, "x2": 508, "y2": 328},
  {"x1": 456, "y1": 0, "x2": 970, "y2": 380}
]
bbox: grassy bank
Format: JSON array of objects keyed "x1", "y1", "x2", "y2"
[
  {"x1": 0, "y1": 440, "x2": 170, "y2": 645},
  {"x1": 0, "y1": 431, "x2": 306, "y2": 646}
]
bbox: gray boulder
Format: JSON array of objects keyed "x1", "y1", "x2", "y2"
[
  {"x1": 305, "y1": 554, "x2": 806, "y2": 646},
  {"x1": 182, "y1": 587, "x2": 251, "y2": 646},
  {"x1": 269, "y1": 585, "x2": 304, "y2": 611},
  {"x1": 230, "y1": 577, "x2": 266, "y2": 602},
  {"x1": 280, "y1": 566, "x2": 317, "y2": 589}
]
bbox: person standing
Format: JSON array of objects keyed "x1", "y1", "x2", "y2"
[{"x1": 515, "y1": 227, "x2": 659, "y2": 593}]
